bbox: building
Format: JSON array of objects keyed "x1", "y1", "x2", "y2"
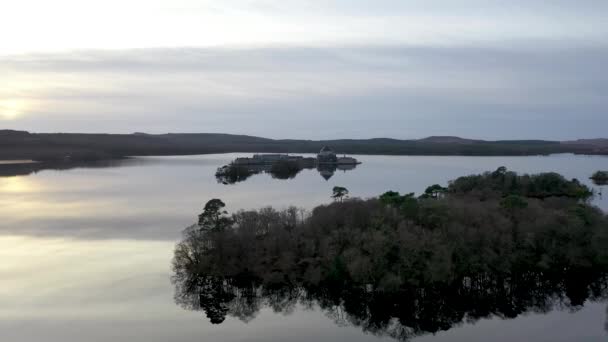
[
  {"x1": 337, "y1": 156, "x2": 359, "y2": 165},
  {"x1": 253, "y1": 154, "x2": 290, "y2": 163},
  {"x1": 317, "y1": 146, "x2": 338, "y2": 163},
  {"x1": 233, "y1": 154, "x2": 309, "y2": 165},
  {"x1": 233, "y1": 148, "x2": 358, "y2": 167}
]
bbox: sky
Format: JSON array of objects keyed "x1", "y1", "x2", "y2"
[{"x1": 1, "y1": 0, "x2": 607, "y2": 140}]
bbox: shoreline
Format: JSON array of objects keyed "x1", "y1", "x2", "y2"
[{"x1": 2, "y1": 151, "x2": 608, "y2": 164}]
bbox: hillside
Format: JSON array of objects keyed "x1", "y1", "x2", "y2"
[{"x1": 1, "y1": 130, "x2": 606, "y2": 162}]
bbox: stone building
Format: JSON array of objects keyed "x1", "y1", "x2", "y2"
[{"x1": 317, "y1": 146, "x2": 338, "y2": 163}]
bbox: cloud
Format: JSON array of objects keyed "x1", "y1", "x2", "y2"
[
  {"x1": 1, "y1": 0, "x2": 607, "y2": 55},
  {"x1": 1, "y1": 41, "x2": 607, "y2": 139}
]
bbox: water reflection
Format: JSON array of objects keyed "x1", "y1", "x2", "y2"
[
  {"x1": 1, "y1": 154, "x2": 606, "y2": 242},
  {"x1": 592, "y1": 179, "x2": 606, "y2": 203},
  {"x1": 174, "y1": 271, "x2": 608, "y2": 340},
  {"x1": 2, "y1": 154, "x2": 608, "y2": 341},
  {"x1": 0, "y1": 159, "x2": 143, "y2": 177},
  {"x1": 595, "y1": 179, "x2": 608, "y2": 186},
  {"x1": 0, "y1": 156, "x2": 230, "y2": 177},
  {"x1": 215, "y1": 162, "x2": 358, "y2": 184}
]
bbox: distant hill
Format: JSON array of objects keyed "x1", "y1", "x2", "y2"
[
  {"x1": 567, "y1": 138, "x2": 608, "y2": 143},
  {"x1": 561, "y1": 139, "x2": 608, "y2": 154},
  {"x1": 563, "y1": 139, "x2": 608, "y2": 147},
  {"x1": 0, "y1": 129, "x2": 30, "y2": 137},
  {"x1": 0, "y1": 131, "x2": 606, "y2": 162},
  {"x1": 417, "y1": 136, "x2": 478, "y2": 144}
]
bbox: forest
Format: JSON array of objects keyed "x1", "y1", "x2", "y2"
[
  {"x1": 172, "y1": 168, "x2": 608, "y2": 340},
  {"x1": 2, "y1": 129, "x2": 608, "y2": 162}
]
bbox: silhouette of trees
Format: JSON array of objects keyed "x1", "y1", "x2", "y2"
[
  {"x1": 331, "y1": 186, "x2": 349, "y2": 202},
  {"x1": 591, "y1": 171, "x2": 608, "y2": 186},
  {"x1": 173, "y1": 168, "x2": 608, "y2": 340},
  {"x1": 269, "y1": 160, "x2": 303, "y2": 179},
  {"x1": 449, "y1": 168, "x2": 593, "y2": 200},
  {"x1": 421, "y1": 184, "x2": 447, "y2": 199},
  {"x1": 198, "y1": 199, "x2": 231, "y2": 231},
  {"x1": 215, "y1": 165, "x2": 257, "y2": 184}
]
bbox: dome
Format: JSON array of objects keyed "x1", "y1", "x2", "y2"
[
  {"x1": 320, "y1": 146, "x2": 333, "y2": 153},
  {"x1": 317, "y1": 146, "x2": 338, "y2": 163}
]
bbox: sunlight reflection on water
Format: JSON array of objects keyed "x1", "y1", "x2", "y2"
[{"x1": 1, "y1": 153, "x2": 607, "y2": 341}]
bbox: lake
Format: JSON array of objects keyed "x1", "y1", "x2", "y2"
[{"x1": 1, "y1": 153, "x2": 607, "y2": 342}]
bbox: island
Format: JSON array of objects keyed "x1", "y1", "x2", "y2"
[
  {"x1": 591, "y1": 170, "x2": 608, "y2": 185},
  {"x1": 215, "y1": 146, "x2": 361, "y2": 183},
  {"x1": 172, "y1": 168, "x2": 608, "y2": 339}
]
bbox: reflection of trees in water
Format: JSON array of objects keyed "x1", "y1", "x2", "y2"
[
  {"x1": 174, "y1": 264, "x2": 608, "y2": 340},
  {"x1": 317, "y1": 163, "x2": 358, "y2": 181},
  {"x1": 0, "y1": 159, "x2": 142, "y2": 177},
  {"x1": 173, "y1": 218, "x2": 608, "y2": 340},
  {"x1": 215, "y1": 161, "x2": 358, "y2": 184},
  {"x1": 215, "y1": 165, "x2": 259, "y2": 184},
  {"x1": 174, "y1": 169, "x2": 608, "y2": 340},
  {"x1": 591, "y1": 171, "x2": 608, "y2": 202}
]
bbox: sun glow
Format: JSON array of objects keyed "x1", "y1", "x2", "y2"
[
  {"x1": 0, "y1": 177, "x2": 34, "y2": 193},
  {"x1": 0, "y1": 99, "x2": 26, "y2": 120}
]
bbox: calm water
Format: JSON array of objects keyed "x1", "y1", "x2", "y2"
[{"x1": 1, "y1": 153, "x2": 607, "y2": 342}]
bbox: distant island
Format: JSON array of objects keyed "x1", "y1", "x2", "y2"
[
  {"x1": 215, "y1": 146, "x2": 360, "y2": 183},
  {"x1": 591, "y1": 170, "x2": 608, "y2": 185},
  {"x1": 1, "y1": 129, "x2": 608, "y2": 163}
]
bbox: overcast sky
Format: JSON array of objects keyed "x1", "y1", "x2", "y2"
[{"x1": 1, "y1": 0, "x2": 607, "y2": 139}]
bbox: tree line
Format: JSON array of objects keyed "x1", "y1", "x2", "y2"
[{"x1": 4, "y1": 130, "x2": 608, "y2": 163}]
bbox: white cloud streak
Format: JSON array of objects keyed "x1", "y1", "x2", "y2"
[
  {"x1": 1, "y1": 42, "x2": 606, "y2": 139},
  {"x1": 0, "y1": 0, "x2": 606, "y2": 55}
]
